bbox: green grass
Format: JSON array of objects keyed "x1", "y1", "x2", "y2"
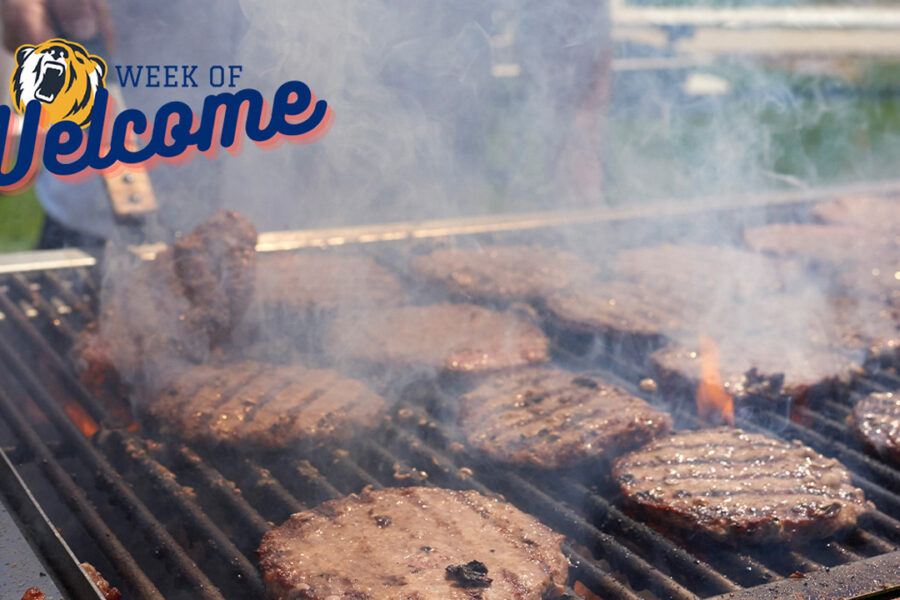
[
  {"x1": 0, "y1": 185, "x2": 43, "y2": 252},
  {"x1": 605, "y1": 60, "x2": 900, "y2": 204}
]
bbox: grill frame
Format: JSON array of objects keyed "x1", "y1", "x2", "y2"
[{"x1": 1, "y1": 183, "x2": 900, "y2": 599}]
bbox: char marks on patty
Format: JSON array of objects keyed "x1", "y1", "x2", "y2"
[
  {"x1": 850, "y1": 392, "x2": 900, "y2": 464},
  {"x1": 257, "y1": 486, "x2": 569, "y2": 600},
  {"x1": 613, "y1": 427, "x2": 870, "y2": 544},
  {"x1": 148, "y1": 361, "x2": 387, "y2": 450},
  {"x1": 459, "y1": 368, "x2": 671, "y2": 469}
]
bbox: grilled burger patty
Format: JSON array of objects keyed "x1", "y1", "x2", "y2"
[
  {"x1": 850, "y1": 392, "x2": 900, "y2": 463},
  {"x1": 148, "y1": 361, "x2": 387, "y2": 450},
  {"x1": 812, "y1": 195, "x2": 900, "y2": 233},
  {"x1": 613, "y1": 427, "x2": 870, "y2": 544},
  {"x1": 410, "y1": 245, "x2": 599, "y2": 303},
  {"x1": 650, "y1": 335, "x2": 863, "y2": 402},
  {"x1": 255, "y1": 253, "x2": 407, "y2": 313},
  {"x1": 326, "y1": 303, "x2": 550, "y2": 373},
  {"x1": 541, "y1": 280, "x2": 693, "y2": 340},
  {"x1": 257, "y1": 486, "x2": 569, "y2": 600},
  {"x1": 173, "y1": 209, "x2": 258, "y2": 343},
  {"x1": 459, "y1": 368, "x2": 672, "y2": 469}
]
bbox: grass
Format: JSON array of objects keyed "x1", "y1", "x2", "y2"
[{"x1": 0, "y1": 184, "x2": 42, "y2": 252}]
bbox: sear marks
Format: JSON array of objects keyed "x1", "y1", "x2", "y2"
[
  {"x1": 613, "y1": 427, "x2": 870, "y2": 544},
  {"x1": 326, "y1": 303, "x2": 550, "y2": 374},
  {"x1": 147, "y1": 361, "x2": 387, "y2": 450},
  {"x1": 410, "y1": 245, "x2": 599, "y2": 304},
  {"x1": 459, "y1": 368, "x2": 672, "y2": 469},
  {"x1": 257, "y1": 486, "x2": 569, "y2": 600},
  {"x1": 850, "y1": 392, "x2": 900, "y2": 464}
]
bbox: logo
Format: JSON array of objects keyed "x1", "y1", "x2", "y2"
[
  {"x1": 0, "y1": 39, "x2": 333, "y2": 192},
  {"x1": 11, "y1": 38, "x2": 107, "y2": 128}
]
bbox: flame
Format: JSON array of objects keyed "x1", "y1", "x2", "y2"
[
  {"x1": 62, "y1": 399, "x2": 99, "y2": 437},
  {"x1": 696, "y1": 334, "x2": 734, "y2": 426},
  {"x1": 574, "y1": 581, "x2": 604, "y2": 600}
]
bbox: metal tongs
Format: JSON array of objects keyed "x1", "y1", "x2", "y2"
[{"x1": 50, "y1": 11, "x2": 160, "y2": 247}]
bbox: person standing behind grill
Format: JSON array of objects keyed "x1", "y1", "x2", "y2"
[
  {"x1": 2, "y1": 0, "x2": 613, "y2": 249},
  {"x1": 2, "y1": 0, "x2": 247, "y2": 249}
]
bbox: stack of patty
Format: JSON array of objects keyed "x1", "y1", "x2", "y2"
[
  {"x1": 147, "y1": 361, "x2": 387, "y2": 450},
  {"x1": 76, "y1": 210, "x2": 258, "y2": 395},
  {"x1": 458, "y1": 368, "x2": 672, "y2": 469}
]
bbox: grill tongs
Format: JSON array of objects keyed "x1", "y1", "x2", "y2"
[{"x1": 49, "y1": 14, "x2": 160, "y2": 246}]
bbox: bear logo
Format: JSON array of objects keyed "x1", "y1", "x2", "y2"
[{"x1": 10, "y1": 38, "x2": 107, "y2": 128}]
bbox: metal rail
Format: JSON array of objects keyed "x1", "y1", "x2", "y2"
[{"x1": 1, "y1": 179, "x2": 899, "y2": 273}]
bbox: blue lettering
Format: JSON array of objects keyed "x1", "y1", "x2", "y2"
[
  {"x1": 209, "y1": 65, "x2": 225, "y2": 87},
  {"x1": 149, "y1": 101, "x2": 194, "y2": 158},
  {"x1": 270, "y1": 80, "x2": 329, "y2": 137},
  {"x1": 146, "y1": 65, "x2": 160, "y2": 88},
  {"x1": 182, "y1": 65, "x2": 198, "y2": 87},
  {"x1": 0, "y1": 103, "x2": 40, "y2": 187},
  {"x1": 193, "y1": 89, "x2": 267, "y2": 151},
  {"x1": 114, "y1": 65, "x2": 142, "y2": 87},
  {"x1": 164, "y1": 65, "x2": 178, "y2": 88},
  {"x1": 43, "y1": 121, "x2": 85, "y2": 176},
  {"x1": 109, "y1": 108, "x2": 154, "y2": 164},
  {"x1": 228, "y1": 65, "x2": 242, "y2": 88}
]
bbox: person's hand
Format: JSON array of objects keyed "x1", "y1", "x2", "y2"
[{"x1": 2, "y1": 0, "x2": 113, "y2": 54}]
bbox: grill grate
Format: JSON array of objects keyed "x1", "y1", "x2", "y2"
[{"x1": 0, "y1": 264, "x2": 899, "y2": 600}]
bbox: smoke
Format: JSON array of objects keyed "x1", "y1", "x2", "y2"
[
  {"x1": 215, "y1": 0, "x2": 612, "y2": 231},
  {"x1": 91, "y1": 0, "x2": 899, "y2": 427}
]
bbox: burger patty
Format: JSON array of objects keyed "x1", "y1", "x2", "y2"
[
  {"x1": 257, "y1": 486, "x2": 569, "y2": 600},
  {"x1": 410, "y1": 245, "x2": 599, "y2": 304},
  {"x1": 612, "y1": 427, "x2": 870, "y2": 544},
  {"x1": 850, "y1": 392, "x2": 900, "y2": 464},
  {"x1": 325, "y1": 303, "x2": 550, "y2": 373},
  {"x1": 614, "y1": 244, "x2": 798, "y2": 308},
  {"x1": 147, "y1": 361, "x2": 387, "y2": 450},
  {"x1": 812, "y1": 194, "x2": 900, "y2": 233},
  {"x1": 255, "y1": 252, "x2": 407, "y2": 313},
  {"x1": 459, "y1": 368, "x2": 672, "y2": 469},
  {"x1": 541, "y1": 280, "x2": 694, "y2": 341},
  {"x1": 743, "y1": 223, "x2": 896, "y2": 266},
  {"x1": 173, "y1": 209, "x2": 258, "y2": 343},
  {"x1": 650, "y1": 336, "x2": 863, "y2": 402}
]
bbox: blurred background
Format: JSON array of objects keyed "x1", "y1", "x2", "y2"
[{"x1": 1, "y1": 0, "x2": 899, "y2": 252}]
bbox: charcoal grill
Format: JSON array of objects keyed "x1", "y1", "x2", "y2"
[{"x1": 2, "y1": 182, "x2": 900, "y2": 600}]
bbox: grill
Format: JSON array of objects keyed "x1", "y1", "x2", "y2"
[{"x1": 1, "y1": 184, "x2": 900, "y2": 600}]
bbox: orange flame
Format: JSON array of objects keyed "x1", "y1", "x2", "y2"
[
  {"x1": 574, "y1": 581, "x2": 604, "y2": 600},
  {"x1": 697, "y1": 334, "x2": 734, "y2": 426},
  {"x1": 62, "y1": 400, "x2": 99, "y2": 438}
]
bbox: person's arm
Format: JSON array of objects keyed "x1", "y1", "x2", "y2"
[{"x1": 2, "y1": 0, "x2": 113, "y2": 52}]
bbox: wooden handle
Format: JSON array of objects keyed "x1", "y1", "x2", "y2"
[{"x1": 102, "y1": 166, "x2": 158, "y2": 222}]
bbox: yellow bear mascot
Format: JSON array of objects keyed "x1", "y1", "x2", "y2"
[{"x1": 10, "y1": 38, "x2": 107, "y2": 128}]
